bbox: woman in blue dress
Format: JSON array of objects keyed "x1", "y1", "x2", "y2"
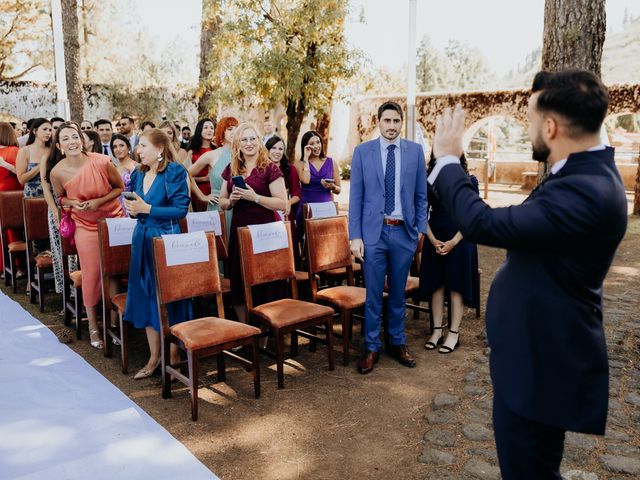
[{"x1": 123, "y1": 128, "x2": 192, "y2": 379}]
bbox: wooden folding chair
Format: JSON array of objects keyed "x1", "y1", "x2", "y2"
[
  {"x1": 0, "y1": 190, "x2": 26, "y2": 292},
  {"x1": 237, "y1": 222, "x2": 335, "y2": 389},
  {"x1": 304, "y1": 215, "x2": 377, "y2": 366},
  {"x1": 153, "y1": 232, "x2": 261, "y2": 421},
  {"x1": 23, "y1": 198, "x2": 54, "y2": 312},
  {"x1": 60, "y1": 228, "x2": 83, "y2": 338},
  {"x1": 97, "y1": 219, "x2": 132, "y2": 373}
]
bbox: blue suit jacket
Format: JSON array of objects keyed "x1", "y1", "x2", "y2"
[
  {"x1": 432, "y1": 147, "x2": 627, "y2": 434},
  {"x1": 349, "y1": 138, "x2": 428, "y2": 244}
]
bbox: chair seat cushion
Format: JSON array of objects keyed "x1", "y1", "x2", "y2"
[
  {"x1": 220, "y1": 276, "x2": 231, "y2": 294},
  {"x1": 111, "y1": 293, "x2": 127, "y2": 313},
  {"x1": 171, "y1": 317, "x2": 261, "y2": 350},
  {"x1": 316, "y1": 285, "x2": 370, "y2": 310},
  {"x1": 324, "y1": 263, "x2": 362, "y2": 277},
  {"x1": 69, "y1": 270, "x2": 82, "y2": 288},
  {"x1": 405, "y1": 276, "x2": 420, "y2": 293},
  {"x1": 8, "y1": 241, "x2": 26, "y2": 253},
  {"x1": 253, "y1": 298, "x2": 334, "y2": 328},
  {"x1": 35, "y1": 254, "x2": 53, "y2": 269}
]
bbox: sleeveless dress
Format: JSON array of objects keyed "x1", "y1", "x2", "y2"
[
  {"x1": 63, "y1": 153, "x2": 124, "y2": 307},
  {"x1": 419, "y1": 175, "x2": 480, "y2": 307},
  {"x1": 207, "y1": 147, "x2": 233, "y2": 239},
  {"x1": 23, "y1": 151, "x2": 47, "y2": 253},
  {"x1": 123, "y1": 162, "x2": 192, "y2": 331},
  {"x1": 297, "y1": 157, "x2": 334, "y2": 247},
  {"x1": 192, "y1": 147, "x2": 213, "y2": 195}
]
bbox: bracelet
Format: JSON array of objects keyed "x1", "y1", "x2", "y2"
[{"x1": 254, "y1": 194, "x2": 261, "y2": 204}]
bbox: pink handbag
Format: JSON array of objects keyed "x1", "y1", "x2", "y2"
[{"x1": 59, "y1": 207, "x2": 76, "y2": 244}]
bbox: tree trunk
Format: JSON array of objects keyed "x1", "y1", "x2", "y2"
[
  {"x1": 198, "y1": 0, "x2": 220, "y2": 119},
  {"x1": 61, "y1": 0, "x2": 83, "y2": 122},
  {"x1": 315, "y1": 111, "x2": 331, "y2": 155},
  {"x1": 634, "y1": 150, "x2": 640, "y2": 215},
  {"x1": 285, "y1": 97, "x2": 306, "y2": 162},
  {"x1": 541, "y1": 0, "x2": 606, "y2": 76}
]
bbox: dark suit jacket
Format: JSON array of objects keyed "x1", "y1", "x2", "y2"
[
  {"x1": 432, "y1": 147, "x2": 627, "y2": 434},
  {"x1": 349, "y1": 138, "x2": 428, "y2": 244}
]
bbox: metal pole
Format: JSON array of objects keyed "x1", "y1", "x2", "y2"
[
  {"x1": 51, "y1": 0, "x2": 70, "y2": 119},
  {"x1": 406, "y1": 0, "x2": 417, "y2": 141}
]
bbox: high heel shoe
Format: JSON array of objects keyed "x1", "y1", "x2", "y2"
[
  {"x1": 134, "y1": 360, "x2": 161, "y2": 380},
  {"x1": 424, "y1": 326, "x2": 444, "y2": 350},
  {"x1": 89, "y1": 329, "x2": 104, "y2": 349},
  {"x1": 438, "y1": 330, "x2": 460, "y2": 354}
]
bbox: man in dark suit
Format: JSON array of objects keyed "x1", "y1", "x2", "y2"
[
  {"x1": 349, "y1": 101, "x2": 428, "y2": 374},
  {"x1": 429, "y1": 70, "x2": 628, "y2": 479}
]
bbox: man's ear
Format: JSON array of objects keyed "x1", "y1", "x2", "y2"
[{"x1": 543, "y1": 116, "x2": 559, "y2": 141}]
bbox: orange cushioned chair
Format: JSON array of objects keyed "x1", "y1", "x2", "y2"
[
  {"x1": 0, "y1": 190, "x2": 27, "y2": 293},
  {"x1": 23, "y1": 197, "x2": 54, "y2": 312},
  {"x1": 237, "y1": 222, "x2": 335, "y2": 389},
  {"x1": 60, "y1": 228, "x2": 83, "y2": 338},
  {"x1": 305, "y1": 215, "x2": 383, "y2": 366},
  {"x1": 152, "y1": 232, "x2": 261, "y2": 421},
  {"x1": 97, "y1": 219, "x2": 132, "y2": 373}
]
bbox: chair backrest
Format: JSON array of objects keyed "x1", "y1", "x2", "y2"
[
  {"x1": 97, "y1": 219, "x2": 132, "y2": 277},
  {"x1": 0, "y1": 190, "x2": 26, "y2": 231},
  {"x1": 304, "y1": 216, "x2": 352, "y2": 274},
  {"x1": 301, "y1": 201, "x2": 340, "y2": 220},
  {"x1": 23, "y1": 198, "x2": 49, "y2": 243},
  {"x1": 179, "y1": 211, "x2": 228, "y2": 261},
  {"x1": 237, "y1": 222, "x2": 296, "y2": 309},
  {"x1": 152, "y1": 232, "x2": 222, "y2": 333}
]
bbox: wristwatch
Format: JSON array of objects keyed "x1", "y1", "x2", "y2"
[{"x1": 254, "y1": 195, "x2": 260, "y2": 204}]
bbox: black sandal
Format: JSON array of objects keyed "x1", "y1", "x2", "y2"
[
  {"x1": 439, "y1": 330, "x2": 460, "y2": 354},
  {"x1": 424, "y1": 327, "x2": 444, "y2": 350}
]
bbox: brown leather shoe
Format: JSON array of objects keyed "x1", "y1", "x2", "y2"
[
  {"x1": 357, "y1": 351, "x2": 380, "y2": 374},
  {"x1": 390, "y1": 345, "x2": 416, "y2": 368}
]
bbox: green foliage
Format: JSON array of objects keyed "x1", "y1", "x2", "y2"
[
  {"x1": 202, "y1": 0, "x2": 361, "y2": 118},
  {"x1": 0, "y1": 0, "x2": 53, "y2": 81}
]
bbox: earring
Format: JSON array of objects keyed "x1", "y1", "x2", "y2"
[
  {"x1": 156, "y1": 152, "x2": 163, "y2": 162},
  {"x1": 61, "y1": 149, "x2": 65, "y2": 156}
]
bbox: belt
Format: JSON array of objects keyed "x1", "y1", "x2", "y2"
[{"x1": 383, "y1": 218, "x2": 404, "y2": 226}]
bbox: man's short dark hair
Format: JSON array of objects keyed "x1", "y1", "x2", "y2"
[
  {"x1": 181, "y1": 126, "x2": 191, "y2": 132},
  {"x1": 50, "y1": 116, "x2": 65, "y2": 123},
  {"x1": 140, "y1": 120, "x2": 156, "y2": 130},
  {"x1": 377, "y1": 101, "x2": 404, "y2": 121},
  {"x1": 531, "y1": 70, "x2": 608, "y2": 137},
  {"x1": 94, "y1": 118, "x2": 112, "y2": 128},
  {"x1": 120, "y1": 116, "x2": 135, "y2": 124}
]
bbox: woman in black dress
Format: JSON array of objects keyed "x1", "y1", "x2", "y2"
[{"x1": 419, "y1": 153, "x2": 479, "y2": 353}]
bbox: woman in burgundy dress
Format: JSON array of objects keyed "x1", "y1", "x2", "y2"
[{"x1": 218, "y1": 123, "x2": 287, "y2": 323}]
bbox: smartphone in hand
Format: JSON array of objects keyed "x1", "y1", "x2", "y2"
[
  {"x1": 323, "y1": 178, "x2": 335, "y2": 184},
  {"x1": 122, "y1": 191, "x2": 136, "y2": 200},
  {"x1": 232, "y1": 175, "x2": 247, "y2": 189}
]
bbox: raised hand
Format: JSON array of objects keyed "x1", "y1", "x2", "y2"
[{"x1": 433, "y1": 104, "x2": 465, "y2": 159}]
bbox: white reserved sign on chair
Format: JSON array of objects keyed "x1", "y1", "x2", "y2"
[
  {"x1": 162, "y1": 231, "x2": 209, "y2": 266},
  {"x1": 186, "y1": 211, "x2": 222, "y2": 235},
  {"x1": 248, "y1": 221, "x2": 288, "y2": 254},
  {"x1": 309, "y1": 201, "x2": 337, "y2": 218},
  {"x1": 105, "y1": 217, "x2": 137, "y2": 246}
]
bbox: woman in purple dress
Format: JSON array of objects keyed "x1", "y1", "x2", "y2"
[{"x1": 218, "y1": 123, "x2": 288, "y2": 323}]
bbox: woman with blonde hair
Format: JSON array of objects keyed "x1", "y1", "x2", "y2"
[
  {"x1": 218, "y1": 123, "x2": 287, "y2": 322},
  {"x1": 122, "y1": 128, "x2": 192, "y2": 379}
]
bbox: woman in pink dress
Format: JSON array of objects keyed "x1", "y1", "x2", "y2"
[{"x1": 48, "y1": 122, "x2": 124, "y2": 349}]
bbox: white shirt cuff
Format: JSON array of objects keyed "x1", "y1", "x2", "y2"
[{"x1": 427, "y1": 155, "x2": 460, "y2": 184}]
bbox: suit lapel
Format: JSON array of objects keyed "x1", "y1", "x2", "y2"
[
  {"x1": 400, "y1": 139, "x2": 409, "y2": 191},
  {"x1": 372, "y1": 139, "x2": 384, "y2": 189}
]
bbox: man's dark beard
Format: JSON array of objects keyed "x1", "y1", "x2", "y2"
[{"x1": 531, "y1": 139, "x2": 550, "y2": 163}]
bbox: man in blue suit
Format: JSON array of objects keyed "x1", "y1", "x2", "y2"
[
  {"x1": 349, "y1": 101, "x2": 428, "y2": 374},
  {"x1": 429, "y1": 70, "x2": 627, "y2": 479}
]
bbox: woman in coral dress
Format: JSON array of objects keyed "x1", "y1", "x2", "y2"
[
  {"x1": 0, "y1": 122, "x2": 23, "y2": 273},
  {"x1": 49, "y1": 122, "x2": 124, "y2": 349}
]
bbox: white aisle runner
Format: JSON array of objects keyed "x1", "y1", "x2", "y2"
[{"x1": 0, "y1": 291, "x2": 218, "y2": 480}]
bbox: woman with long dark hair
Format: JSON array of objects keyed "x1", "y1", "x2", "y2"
[
  {"x1": 16, "y1": 118, "x2": 52, "y2": 198},
  {"x1": 419, "y1": 153, "x2": 479, "y2": 354},
  {"x1": 48, "y1": 122, "x2": 124, "y2": 349},
  {"x1": 186, "y1": 118, "x2": 215, "y2": 196},
  {"x1": 266, "y1": 135, "x2": 301, "y2": 223}
]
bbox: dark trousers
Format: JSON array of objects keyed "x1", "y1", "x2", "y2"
[{"x1": 493, "y1": 390, "x2": 566, "y2": 480}]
